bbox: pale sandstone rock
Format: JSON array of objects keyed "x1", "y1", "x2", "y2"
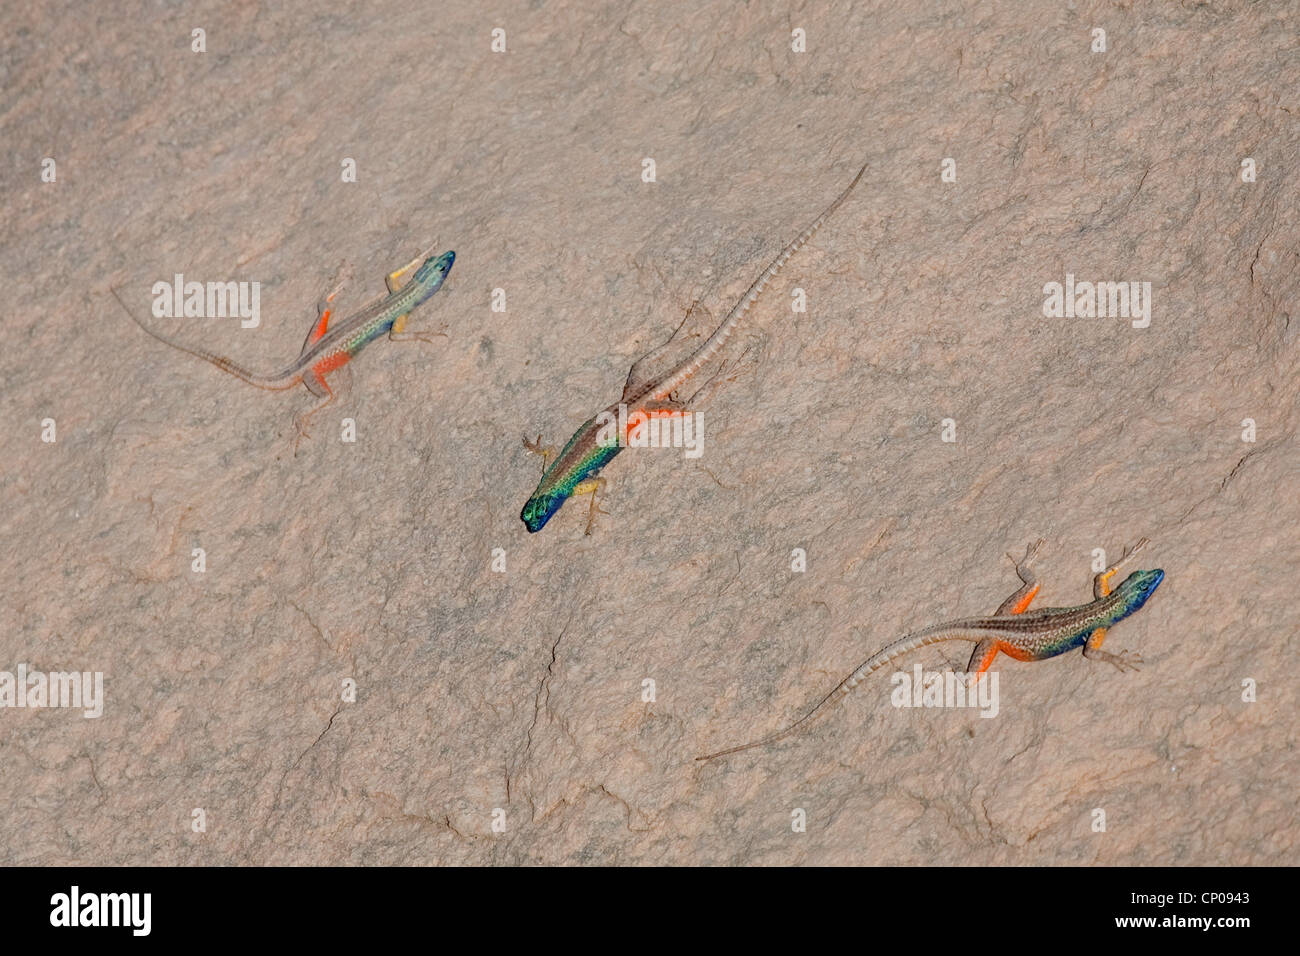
[{"x1": 0, "y1": 1, "x2": 1295, "y2": 864}]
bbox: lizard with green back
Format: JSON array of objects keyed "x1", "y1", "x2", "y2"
[{"x1": 521, "y1": 162, "x2": 868, "y2": 534}]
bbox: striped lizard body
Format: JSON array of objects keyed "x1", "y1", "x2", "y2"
[
  {"x1": 697, "y1": 539, "x2": 1164, "y2": 761},
  {"x1": 520, "y1": 161, "x2": 867, "y2": 533},
  {"x1": 114, "y1": 249, "x2": 454, "y2": 439}
]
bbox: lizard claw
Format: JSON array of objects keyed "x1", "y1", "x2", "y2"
[
  {"x1": 583, "y1": 501, "x2": 611, "y2": 536},
  {"x1": 1007, "y1": 539, "x2": 1043, "y2": 568},
  {"x1": 392, "y1": 321, "x2": 450, "y2": 344},
  {"x1": 1110, "y1": 649, "x2": 1144, "y2": 673},
  {"x1": 522, "y1": 434, "x2": 554, "y2": 476},
  {"x1": 1124, "y1": 538, "x2": 1150, "y2": 561},
  {"x1": 292, "y1": 417, "x2": 312, "y2": 454}
]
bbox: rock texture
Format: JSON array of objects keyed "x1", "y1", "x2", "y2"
[{"x1": 2, "y1": 1, "x2": 1296, "y2": 864}]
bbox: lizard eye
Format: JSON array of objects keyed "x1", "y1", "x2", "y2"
[{"x1": 521, "y1": 494, "x2": 558, "y2": 532}]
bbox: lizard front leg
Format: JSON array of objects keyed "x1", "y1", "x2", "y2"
[
  {"x1": 387, "y1": 245, "x2": 448, "y2": 342},
  {"x1": 522, "y1": 434, "x2": 556, "y2": 477},
  {"x1": 1082, "y1": 538, "x2": 1150, "y2": 670},
  {"x1": 1094, "y1": 537, "x2": 1149, "y2": 599},
  {"x1": 1082, "y1": 634, "x2": 1143, "y2": 671},
  {"x1": 572, "y1": 476, "x2": 609, "y2": 535}
]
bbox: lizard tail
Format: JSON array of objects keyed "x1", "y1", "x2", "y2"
[
  {"x1": 110, "y1": 285, "x2": 299, "y2": 390},
  {"x1": 652, "y1": 159, "x2": 868, "y2": 401},
  {"x1": 696, "y1": 620, "x2": 986, "y2": 762}
]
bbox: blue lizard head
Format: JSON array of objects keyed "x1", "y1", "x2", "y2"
[
  {"x1": 1117, "y1": 568, "x2": 1164, "y2": 616},
  {"x1": 521, "y1": 492, "x2": 563, "y2": 533},
  {"x1": 412, "y1": 250, "x2": 455, "y2": 301}
]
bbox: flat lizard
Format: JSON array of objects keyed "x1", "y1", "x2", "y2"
[
  {"x1": 520, "y1": 161, "x2": 868, "y2": 533},
  {"x1": 697, "y1": 539, "x2": 1164, "y2": 760},
  {"x1": 112, "y1": 249, "x2": 455, "y2": 439}
]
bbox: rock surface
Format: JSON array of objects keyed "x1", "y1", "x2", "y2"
[{"x1": 2, "y1": 2, "x2": 1296, "y2": 864}]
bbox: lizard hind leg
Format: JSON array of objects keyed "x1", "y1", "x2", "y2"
[
  {"x1": 965, "y1": 639, "x2": 1001, "y2": 683},
  {"x1": 679, "y1": 348, "x2": 746, "y2": 407},
  {"x1": 301, "y1": 278, "x2": 347, "y2": 353},
  {"x1": 624, "y1": 400, "x2": 687, "y2": 445},
  {"x1": 994, "y1": 539, "x2": 1045, "y2": 615},
  {"x1": 294, "y1": 366, "x2": 350, "y2": 452},
  {"x1": 964, "y1": 540, "x2": 1046, "y2": 681},
  {"x1": 621, "y1": 302, "x2": 703, "y2": 400}
]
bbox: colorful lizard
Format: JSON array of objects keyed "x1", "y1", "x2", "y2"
[
  {"x1": 112, "y1": 249, "x2": 454, "y2": 440},
  {"x1": 697, "y1": 539, "x2": 1164, "y2": 760},
  {"x1": 520, "y1": 162, "x2": 868, "y2": 534}
]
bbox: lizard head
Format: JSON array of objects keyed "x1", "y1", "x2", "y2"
[
  {"x1": 412, "y1": 250, "x2": 455, "y2": 302},
  {"x1": 1118, "y1": 568, "x2": 1164, "y2": 613},
  {"x1": 521, "y1": 492, "x2": 563, "y2": 533}
]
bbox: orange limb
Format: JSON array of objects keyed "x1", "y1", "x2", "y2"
[
  {"x1": 1007, "y1": 583, "x2": 1040, "y2": 615},
  {"x1": 968, "y1": 641, "x2": 1000, "y2": 680},
  {"x1": 312, "y1": 351, "x2": 351, "y2": 376},
  {"x1": 303, "y1": 286, "x2": 341, "y2": 353},
  {"x1": 624, "y1": 403, "x2": 687, "y2": 443},
  {"x1": 309, "y1": 302, "x2": 332, "y2": 342}
]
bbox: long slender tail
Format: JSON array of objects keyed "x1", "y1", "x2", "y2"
[
  {"x1": 696, "y1": 621, "x2": 982, "y2": 761},
  {"x1": 110, "y1": 285, "x2": 299, "y2": 390},
  {"x1": 649, "y1": 160, "x2": 868, "y2": 400}
]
